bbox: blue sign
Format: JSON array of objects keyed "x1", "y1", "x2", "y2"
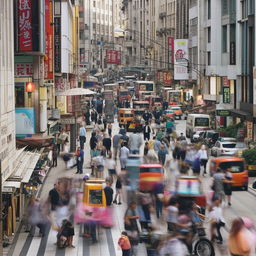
[{"x1": 15, "y1": 108, "x2": 35, "y2": 135}]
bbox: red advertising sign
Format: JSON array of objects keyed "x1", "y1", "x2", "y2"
[
  {"x1": 44, "y1": 0, "x2": 54, "y2": 79},
  {"x1": 167, "y1": 37, "x2": 174, "y2": 64},
  {"x1": 163, "y1": 72, "x2": 172, "y2": 84},
  {"x1": 15, "y1": 63, "x2": 33, "y2": 76},
  {"x1": 106, "y1": 50, "x2": 121, "y2": 64},
  {"x1": 18, "y1": 0, "x2": 33, "y2": 51}
]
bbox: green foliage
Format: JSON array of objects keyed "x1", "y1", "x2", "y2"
[
  {"x1": 217, "y1": 122, "x2": 245, "y2": 138},
  {"x1": 242, "y1": 148, "x2": 256, "y2": 165}
]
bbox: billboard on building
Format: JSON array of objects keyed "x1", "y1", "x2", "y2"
[
  {"x1": 15, "y1": 108, "x2": 35, "y2": 135},
  {"x1": 44, "y1": 0, "x2": 54, "y2": 79},
  {"x1": 15, "y1": 63, "x2": 33, "y2": 76},
  {"x1": 106, "y1": 50, "x2": 121, "y2": 65},
  {"x1": 174, "y1": 39, "x2": 189, "y2": 80}
]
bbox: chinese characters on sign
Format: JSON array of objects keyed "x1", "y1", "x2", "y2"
[
  {"x1": 174, "y1": 39, "x2": 189, "y2": 80},
  {"x1": 106, "y1": 50, "x2": 121, "y2": 65},
  {"x1": 167, "y1": 37, "x2": 174, "y2": 65},
  {"x1": 15, "y1": 63, "x2": 33, "y2": 76},
  {"x1": 44, "y1": 0, "x2": 54, "y2": 79},
  {"x1": 54, "y1": 17, "x2": 61, "y2": 73},
  {"x1": 222, "y1": 77, "x2": 230, "y2": 103},
  {"x1": 18, "y1": 0, "x2": 33, "y2": 51}
]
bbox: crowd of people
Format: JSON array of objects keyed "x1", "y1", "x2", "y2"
[{"x1": 23, "y1": 95, "x2": 256, "y2": 256}]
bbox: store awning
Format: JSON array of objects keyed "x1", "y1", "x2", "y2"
[
  {"x1": 8, "y1": 151, "x2": 41, "y2": 183},
  {"x1": 230, "y1": 109, "x2": 253, "y2": 121},
  {"x1": 2, "y1": 181, "x2": 21, "y2": 193}
]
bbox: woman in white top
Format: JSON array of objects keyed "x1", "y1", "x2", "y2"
[
  {"x1": 119, "y1": 142, "x2": 130, "y2": 170},
  {"x1": 197, "y1": 145, "x2": 208, "y2": 175}
]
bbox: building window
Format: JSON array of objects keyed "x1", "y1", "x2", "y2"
[
  {"x1": 241, "y1": 0, "x2": 248, "y2": 19},
  {"x1": 93, "y1": 1, "x2": 96, "y2": 7},
  {"x1": 221, "y1": 0, "x2": 228, "y2": 16},
  {"x1": 207, "y1": 51, "x2": 211, "y2": 65},
  {"x1": 222, "y1": 25, "x2": 227, "y2": 53},
  {"x1": 208, "y1": 0, "x2": 211, "y2": 19},
  {"x1": 207, "y1": 27, "x2": 211, "y2": 43},
  {"x1": 15, "y1": 83, "x2": 25, "y2": 107}
]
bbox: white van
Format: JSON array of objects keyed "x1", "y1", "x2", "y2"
[{"x1": 186, "y1": 114, "x2": 211, "y2": 138}]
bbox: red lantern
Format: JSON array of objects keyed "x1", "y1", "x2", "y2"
[{"x1": 25, "y1": 82, "x2": 35, "y2": 92}]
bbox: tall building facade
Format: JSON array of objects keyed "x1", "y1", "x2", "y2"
[
  {"x1": 83, "y1": 0, "x2": 115, "y2": 72},
  {"x1": 0, "y1": 0, "x2": 16, "y2": 183}
]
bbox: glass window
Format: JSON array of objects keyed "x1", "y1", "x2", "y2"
[
  {"x1": 208, "y1": 0, "x2": 211, "y2": 19},
  {"x1": 219, "y1": 161, "x2": 244, "y2": 173},
  {"x1": 194, "y1": 118, "x2": 209, "y2": 127},
  {"x1": 208, "y1": 27, "x2": 211, "y2": 43},
  {"x1": 222, "y1": 143, "x2": 236, "y2": 148},
  {"x1": 222, "y1": 25, "x2": 227, "y2": 52},
  {"x1": 207, "y1": 51, "x2": 211, "y2": 65},
  {"x1": 15, "y1": 83, "x2": 25, "y2": 107},
  {"x1": 221, "y1": 0, "x2": 228, "y2": 16}
]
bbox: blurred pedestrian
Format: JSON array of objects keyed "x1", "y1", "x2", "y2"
[
  {"x1": 198, "y1": 145, "x2": 208, "y2": 175},
  {"x1": 208, "y1": 198, "x2": 225, "y2": 244},
  {"x1": 79, "y1": 124, "x2": 86, "y2": 149},
  {"x1": 120, "y1": 142, "x2": 130, "y2": 170},
  {"x1": 118, "y1": 231, "x2": 131, "y2": 256},
  {"x1": 143, "y1": 122, "x2": 151, "y2": 141},
  {"x1": 107, "y1": 123, "x2": 113, "y2": 137},
  {"x1": 52, "y1": 143, "x2": 58, "y2": 167},
  {"x1": 103, "y1": 133, "x2": 112, "y2": 155},
  {"x1": 129, "y1": 130, "x2": 143, "y2": 154},
  {"x1": 85, "y1": 111, "x2": 90, "y2": 125},
  {"x1": 212, "y1": 168, "x2": 225, "y2": 202},
  {"x1": 48, "y1": 184, "x2": 60, "y2": 211},
  {"x1": 158, "y1": 143, "x2": 169, "y2": 166},
  {"x1": 104, "y1": 180, "x2": 114, "y2": 206},
  {"x1": 223, "y1": 169, "x2": 233, "y2": 206},
  {"x1": 113, "y1": 175, "x2": 122, "y2": 205},
  {"x1": 144, "y1": 142, "x2": 149, "y2": 157},
  {"x1": 94, "y1": 151, "x2": 105, "y2": 178},
  {"x1": 228, "y1": 218, "x2": 255, "y2": 256},
  {"x1": 113, "y1": 132, "x2": 122, "y2": 160},
  {"x1": 105, "y1": 152, "x2": 117, "y2": 179},
  {"x1": 75, "y1": 147, "x2": 84, "y2": 174}
]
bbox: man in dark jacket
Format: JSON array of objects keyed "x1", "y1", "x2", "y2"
[
  {"x1": 143, "y1": 123, "x2": 151, "y2": 141},
  {"x1": 104, "y1": 182, "x2": 113, "y2": 206},
  {"x1": 49, "y1": 184, "x2": 60, "y2": 210}
]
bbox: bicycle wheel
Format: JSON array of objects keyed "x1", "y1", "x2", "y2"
[{"x1": 194, "y1": 238, "x2": 215, "y2": 256}]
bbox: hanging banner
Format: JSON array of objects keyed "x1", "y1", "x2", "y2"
[
  {"x1": 174, "y1": 39, "x2": 189, "y2": 80},
  {"x1": 106, "y1": 50, "x2": 121, "y2": 65},
  {"x1": 54, "y1": 17, "x2": 61, "y2": 73},
  {"x1": 167, "y1": 37, "x2": 174, "y2": 65},
  {"x1": 44, "y1": 0, "x2": 54, "y2": 79},
  {"x1": 15, "y1": 63, "x2": 33, "y2": 76},
  {"x1": 18, "y1": 0, "x2": 33, "y2": 51}
]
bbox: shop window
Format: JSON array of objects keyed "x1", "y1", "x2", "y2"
[{"x1": 15, "y1": 83, "x2": 25, "y2": 108}]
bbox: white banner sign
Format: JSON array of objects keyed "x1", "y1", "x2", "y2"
[{"x1": 174, "y1": 39, "x2": 189, "y2": 80}]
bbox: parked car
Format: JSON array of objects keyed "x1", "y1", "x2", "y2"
[
  {"x1": 210, "y1": 157, "x2": 248, "y2": 190},
  {"x1": 217, "y1": 137, "x2": 237, "y2": 143},
  {"x1": 211, "y1": 141, "x2": 237, "y2": 157}
]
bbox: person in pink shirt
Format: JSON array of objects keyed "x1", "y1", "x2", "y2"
[{"x1": 118, "y1": 231, "x2": 131, "y2": 256}]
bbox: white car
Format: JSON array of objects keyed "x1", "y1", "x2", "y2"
[
  {"x1": 191, "y1": 131, "x2": 204, "y2": 143},
  {"x1": 211, "y1": 141, "x2": 237, "y2": 157}
]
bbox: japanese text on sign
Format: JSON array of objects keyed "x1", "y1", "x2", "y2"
[{"x1": 18, "y1": 0, "x2": 33, "y2": 51}]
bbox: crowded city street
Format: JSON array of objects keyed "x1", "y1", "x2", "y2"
[{"x1": 2, "y1": 0, "x2": 256, "y2": 256}]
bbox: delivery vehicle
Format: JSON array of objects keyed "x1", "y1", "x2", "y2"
[
  {"x1": 133, "y1": 100, "x2": 150, "y2": 110},
  {"x1": 210, "y1": 157, "x2": 248, "y2": 190},
  {"x1": 148, "y1": 96, "x2": 162, "y2": 110},
  {"x1": 186, "y1": 114, "x2": 211, "y2": 138},
  {"x1": 118, "y1": 108, "x2": 134, "y2": 128},
  {"x1": 139, "y1": 164, "x2": 164, "y2": 191},
  {"x1": 134, "y1": 81, "x2": 155, "y2": 98},
  {"x1": 170, "y1": 106, "x2": 183, "y2": 119},
  {"x1": 211, "y1": 141, "x2": 237, "y2": 157}
]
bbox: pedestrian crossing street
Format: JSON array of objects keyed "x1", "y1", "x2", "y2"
[{"x1": 8, "y1": 203, "x2": 147, "y2": 256}]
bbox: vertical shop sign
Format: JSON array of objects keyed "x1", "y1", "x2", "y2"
[
  {"x1": 18, "y1": 0, "x2": 33, "y2": 51},
  {"x1": 44, "y1": 0, "x2": 54, "y2": 79},
  {"x1": 167, "y1": 37, "x2": 174, "y2": 65},
  {"x1": 222, "y1": 77, "x2": 230, "y2": 103},
  {"x1": 54, "y1": 17, "x2": 61, "y2": 73},
  {"x1": 230, "y1": 42, "x2": 236, "y2": 65},
  {"x1": 117, "y1": 51, "x2": 121, "y2": 65}
]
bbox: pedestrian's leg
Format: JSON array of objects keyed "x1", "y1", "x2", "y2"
[{"x1": 216, "y1": 222, "x2": 223, "y2": 242}]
